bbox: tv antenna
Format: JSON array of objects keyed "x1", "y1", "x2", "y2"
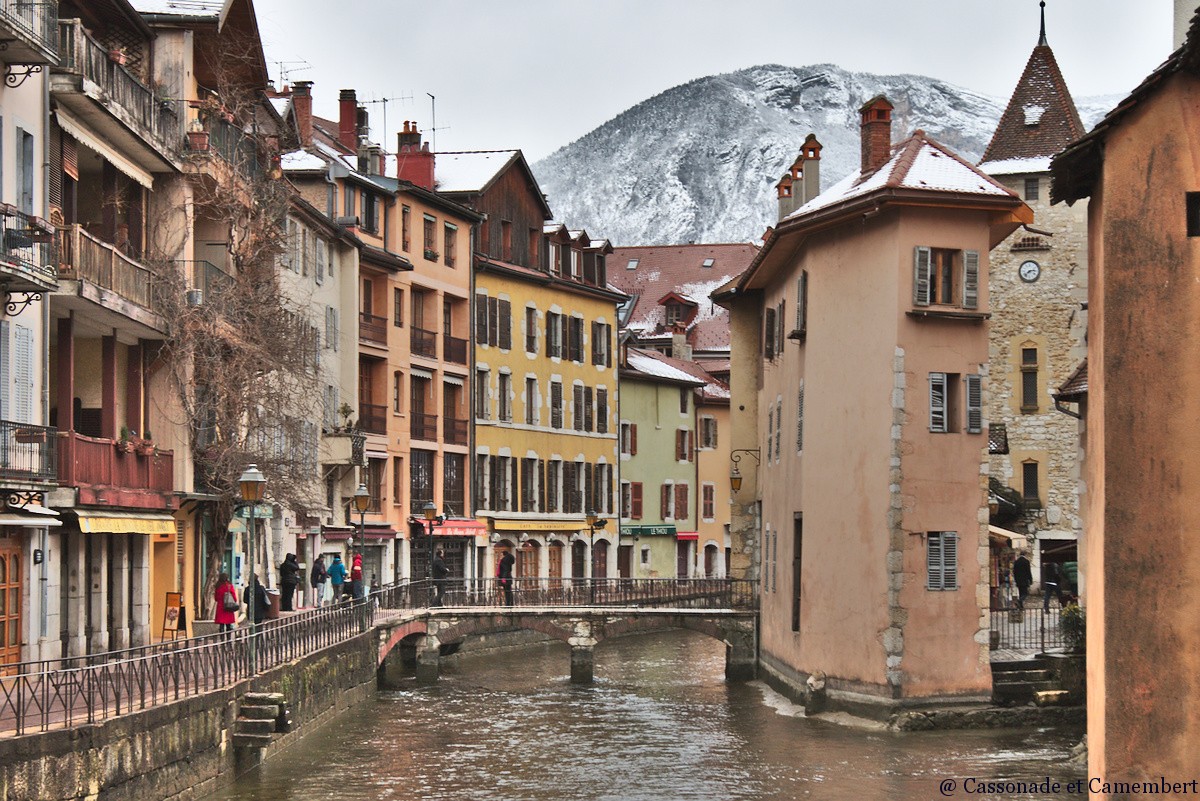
[
  {"x1": 274, "y1": 60, "x2": 311, "y2": 88},
  {"x1": 426, "y1": 93, "x2": 451, "y2": 151},
  {"x1": 362, "y1": 92, "x2": 413, "y2": 149}
]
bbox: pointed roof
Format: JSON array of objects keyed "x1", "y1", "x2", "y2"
[{"x1": 978, "y1": 6, "x2": 1085, "y2": 173}]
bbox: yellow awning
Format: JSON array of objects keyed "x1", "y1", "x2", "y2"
[
  {"x1": 76, "y1": 511, "x2": 177, "y2": 536},
  {"x1": 492, "y1": 519, "x2": 586, "y2": 532}
]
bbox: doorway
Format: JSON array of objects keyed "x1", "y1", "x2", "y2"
[{"x1": 0, "y1": 535, "x2": 23, "y2": 670}]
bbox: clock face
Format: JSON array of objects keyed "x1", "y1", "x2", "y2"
[{"x1": 1019, "y1": 260, "x2": 1041, "y2": 283}]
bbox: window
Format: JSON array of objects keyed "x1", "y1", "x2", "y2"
[
  {"x1": 913, "y1": 247, "x2": 980, "y2": 309},
  {"x1": 528, "y1": 228, "x2": 540, "y2": 267},
  {"x1": 548, "y1": 241, "x2": 561, "y2": 275},
  {"x1": 1022, "y1": 461, "x2": 1041, "y2": 508},
  {"x1": 525, "y1": 377, "x2": 538, "y2": 425},
  {"x1": 401, "y1": 205, "x2": 411, "y2": 251},
  {"x1": 423, "y1": 214, "x2": 436, "y2": 254},
  {"x1": 1024, "y1": 177, "x2": 1039, "y2": 201},
  {"x1": 568, "y1": 317, "x2": 584, "y2": 362},
  {"x1": 573, "y1": 384, "x2": 585, "y2": 431},
  {"x1": 1021, "y1": 347, "x2": 1039, "y2": 412},
  {"x1": 525, "y1": 307, "x2": 538, "y2": 353},
  {"x1": 475, "y1": 295, "x2": 512, "y2": 349},
  {"x1": 702, "y1": 484, "x2": 715, "y2": 520},
  {"x1": 550, "y1": 381, "x2": 563, "y2": 429},
  {"x1": 444, "y1": 454, "x2": 465, "y2": 516},
  {"x1": 392, "y1": 456, "x2": 404, "y2": 510},
  {"x1": 764, "y1": 306, "x2": 777, "y2": 360},
  {"x1": 702, "y1": 257, "x2": 715, "y2": 268},
  {"x1": 344, "y1": 185, "x2": 356, "y2": 218},
  {"x1": 675, "y1": 429, "x2": 692, "y2": 462},
  {"x1": 475, "y1": 369, "x2": 489, "y2": 420},
  {"x1": 627, "y1": 258, "x2": 639, "y2": 270},
  {"x1": 665, "y1": 303, "x2": 686, "y2": 327},
  {"x1": 410, "y1": 450, "x2": 435, "y2": 515},
  {"x1": 792, "y1": 516, "x2": 803, "y2": 631},
  {"x1": 18, "y1": 128, "x2": 33, "y2": 214},
  {"x1": 520, "y1": 458, "x2": 537, "y2": 512},
  {"x1": 620, "y1": 422, "x2": 637, "y2": 455},
  {"x1": 794, "y1": 270, "x2": 808, "y2": 337},
  {"x1": 498, "y1": 373, "x2": 512, "y2": 422},
  {"x1": 393, "y1": 371, "x2": 402, "y2": 413},
  {"x1": 660, "y1": 482, "x2": 674, "y2": 520},
  {"x1": 700, "y1": 416, "x2": 717, "y2": 449},
  {"x1": 570, "y1": 248, "x2": 581, "y2": 279},
  {"x1": 362, "y1": 192, "x2": 377, "y2": 233},
  {"x1": 315, "y1": 237, "x2": 327, "y2": 284},
  {"x1": 591, "y1": 321, "x2": 611, "y2": 366},
  {"x1": 796, "y1": 382, "x2": 804, "y2": 452},
  {"x1": 596, "y1": 388, "x2": 609, "y2": 434},
  {"x1": 324, "y1": 306, "x2": 339, "y2": 350},
  {"x1": 444, "y1": 223, "x2": 457, "y2": 267},
  {"x1": 621, "y1": 482, "x2": 633, "y2": 518},
  {"x1": 584, "y1": 386, "x2": 594, "y2": 432},
  {"x1": 929, "y1": 372, "x2": 962, "y2": 433},
  {"x1": 366, "y1": 458, "x2": 385, "y2": 514},
  {"x1": 393, "y1": 288, "x2": 404, "y2": 327},
  {"x1": 546, "y1": 312, "x2": 563, "y2": 358},
  {"x1": 926, "y1": 532, "x2": 959, "y2": 591},
  {"x1": 680, "y1": 388, "x2": 689, "y2": 415}
]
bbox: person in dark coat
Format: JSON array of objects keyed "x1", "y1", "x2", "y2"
[
  {"x1": 498, "y1": 550, "x2": 515, "y2": 606},
  {"x1": 243, "y1": 574, "x2": 269, "y2": 625},
  {"x1": 1012, "y1": 551, "x2": 1033, "y2": 610},
  {"x1": 432, "y1": 549, "x2": 450, "y2": 606},
  {"x1": 1042, "y1": 560, "x2": 1065, "y2": 612},
  {"x1": 310, "y1": 555, "x2": 328, "y2": 607},
  {"x1": 279, "y1": 553, "x2": 301, "y2": 611}
]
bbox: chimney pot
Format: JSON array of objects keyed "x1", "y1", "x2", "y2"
[
  {"x1": 292, "y1": 81, "x2": 314, "y2": 147},
  {"x1": 338, "y1": 89, "x2": 358, "y2": 150},
  {"x1": 859, "y1": 95, "x2": 894, "y2": 175}
]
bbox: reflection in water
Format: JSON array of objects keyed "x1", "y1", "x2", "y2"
[{"x1": 213, "y1": 630, "x2": 1082, "y2": 801}]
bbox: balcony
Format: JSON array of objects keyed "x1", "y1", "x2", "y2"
[
  {"x1": 411, "y1": 327, "x2": 437, "y2": 359},
  {"x1": 0, "y1": 207, "x2": 56, "y2": 291},
  {"x1": 443, "y1": 333, "x2": 468, "y2": 364},
  {"x1": 444, "y1": 418, "x2": 468, "y2": 446},
  {"x1": 410, "y1": 413, "x2": 437, "y2": 442},
  {"x1": 0, "y1": 421, "x2": 57, "y2": 485},
  {"x1": 57, "y1": 225, "x2": 153, "y2": 306},
  {"x1": 184, "y1": 106, "x2": 260, "y2": 180},
  {"x1": 178, "y1": 259, "x2": 232, "y2": 303},
  {"x1": 0, "y1": 0, "x2": 57, "y2": 65},
  {"x1": 53, "y1": 20, "x2": 180, "y2": 170},
  {"x1": 319, "y1": 429, "x2": 365, "y2": 466},
  {"x1": 359, "y1": 312, "x2": 387, "y2": 345},
  {"x1": 56, "y1": 431, "x2": 176, "y2": 510},
  {"x1": 359, "y1": 403, "x2": 387, "y2": 435}
]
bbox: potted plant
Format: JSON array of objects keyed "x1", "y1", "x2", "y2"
[
  {"x1": 14, "y1": 427, "x2": 46, "y2": 444},
  {"x1": 117, "y1": 426, "x2": 134, "y2": 453},
  {"x1": 423, "y1": 248, "x2": 439, "y2": 261},
  {"x1": 1060, "y1": 602, "x2": 1086, "y2": 653},
  {"x1": 136, "y1": 432, "x2": 155, "y2": 456},
  {"x1": 187, "y1": 118, "x2": 210, "y2": 152},
  {"x1": 108, "y1": 47, "x2": 127, "y2": 66}
]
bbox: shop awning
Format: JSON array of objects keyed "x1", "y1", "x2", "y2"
[
  {"x1": 75, "y1": 510, "x2": 176, "y2": 535},
  {"x1": 437, "y1": 519, "x2": 486, "y2": 538},
  {"x1": 988, "y1": 525, "x2": 1028, "y2": 551},
  {"x1": 621, "y1": 524, "x2": 676, "y2": 537},
  {"x1": 675, "y1": 531, "x2": 699, "y2": 541},
  {"x1": 0, "y1": 505, "x2": 62, "y2": 528},
  {"x1": 55, "y1": 109, "x2": 154, "y2": 189},
  {"x1": 492, "y1": 519, "x2": 587, "y2": 532}
]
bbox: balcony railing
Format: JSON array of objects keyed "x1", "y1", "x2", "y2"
[
  {"x1": 0, "y1": 207, "x2": 56, "y2": 287},
  {"x1": 444, "y1": 417, "x2": 468, "y2": 446},
  {"x1": 0, "y1": 0, "x2": 57, "y2": 63},
  {"x1": 57, "y1": 225, "x2": 153, "y2": 309},
  {"x1": 185, "y1": 107, "x2": 260, "y2": 179},
  {"x1": 56, "y1": 20, "x2": 180, "y2": 154},
  {"x1": 410, "y1": 413, "x2": 437, "y2": 441},
  {"x1": 0, "y1": 421, "x2": 57, "y2": 483},
  {"x1": 359, "y1": 312, "x2": 387, "y2": 345},
  {"x1": 443, "y1": 333, "x2": 468, "y2": 364},
  {"x1": 411, "y1": 327, "x2": 437, "y2": 359},
  {"x1": 56, "y1": 432, "x2": 174, "y2": 504},
  {"x1": 177, "y1": 259, "x2": 232, "y2": 302},
  {"x1": 359, "y1": 403, "x2": 387, "y2": 435}
]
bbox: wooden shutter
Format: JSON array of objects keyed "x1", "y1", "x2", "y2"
[
  {"x1": 591, "y1": 321, "x2": 600, "y2": 364},
  {"x1": 661, "y1": 484, "x2": 670, "y2": 519},
  {"x1": 687, "y1": 430, "x2": 694, "y2": 462},
  {"x1": 630, "y1": 424, "x2": 638, "y2": 455},
  {"x1": 675, "y1": 430, "x2": 685, "y2": 461},
  {"x1": 796, "y1": 270, "x2": 808, "y2": 334},
  {"x1": 796, "y1": 382, "x2": 804, "y2": 452},
  {"x1": 584, "y1": 463, "x2": 594, "y2": 512},
  {"x1": 675, "y1": 484, "x2": 688, "y2": 521},
  {"x1": 475, "y1": 293, "x2": 488, "y2": 344},
  {"x1": 584, "y1": 386, "x2": 593, "y2": 431},
  {"x1": 597, "y1": 389, "x2": 608, "y2": 434},
  {"x1": 962, "y1": 251, "x2": 979, "y2": 309},
  {"x1": 631, "y1": 482, "x2": 643, "y2": 519},
  {"x1": 0, "y1": 321, "x2": 9, "y2": 417},
  {"x1": 538, "y1": 459, "x2": 546, "y2": 512},
  {"x1": 926, "y1": 532, "x2": 943, "y2": 590},
  {"x1": 487, "y1": 297, "x2": 500, "y2": 346},
  {"x1": 510, "y1": 458, "x2": 519, "y2": 512},
  {"x1": 545, "y1": 312, "x2": 554, "y2": 357},
  {"x1": 777, "y1": 300, "x2": 786, "y2": 348},
  {"x1": 764, "y1": 307, "x2": 776, "y2": 359},
  {"x1": 913, "y1": 246, "x2": 932, "y2": 306},
  {"x1": 929, "y1": 373, "x2": 947, "y2": 433},
  {"x1": 14, "y1": 325, "x2": 32, "y2": 423},
  {"x1": 943, "y1": 533, "x2": 958, "y2": 590},
  {"x1": 498, "y1": 299, "x2": 512, "y2": 349},
  {"x1": 965, "y1": 374, "x2": 982, "y2": 434}
]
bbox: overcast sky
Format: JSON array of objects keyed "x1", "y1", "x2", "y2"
[{"x1": 253, "y1": 0, "x2": 1174, "y2": 162}]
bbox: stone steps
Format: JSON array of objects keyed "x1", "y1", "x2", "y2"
[
  {"x1": 233, "y1": 694, "x2": 292, "y2": 751},
  {"x1": 1034, "y1": 689, "x2": 1071, "y2": 707}
]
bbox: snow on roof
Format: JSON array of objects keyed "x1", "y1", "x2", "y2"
[
  {"x1": 788, "y1": 132, "x2": 1012, "y2": 220},
  {"x1": 978, "y1": 156, "x2": 1052, "y2": 175},
  {"x1": 129, "y1": 0, "x2": 225, "y2": 16},
  {"x1": 433, "y1": 151, "x2": 518, "y2": 194},
  {"x1": 280, "y1": 149, "x2": 326, "y2": 172},
  {"x1": 269, "y1": 96, "x2": 291, "y2": 118},
  {"x1": 626, "y1": 350, "x2": 705, "y2": 386},
  {"x1": 314, "y1": 139, "x2": 357, "y2": 170}
]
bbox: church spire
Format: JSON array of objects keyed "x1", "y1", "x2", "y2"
[{"x1": 1038, "y1": 1, "x2": 1048, "y2": 46}]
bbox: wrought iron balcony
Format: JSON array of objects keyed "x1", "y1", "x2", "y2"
[
  {"x1": 0, "y1": 0, "x2": 57, "y2": 65},
  {"x1": 410, "y1": 413, "x2": 438, "y2": 442},
  {"x1": 411, "y1": 326, "x2": 437, "y2": 359},
  {"x1": 443, "y1": 333, "x2": 468, "y2": 364},
  {"x1": 359, "y1": 403, "x2": 387, "y2": 435},
  {"x1": 359, "y1": 311, "x2": 387, "y2": 345},
  {"x1": 177, "y1": 259, "x2": 232, "y2": 304},
  {"x1": 0, "y1": 421, "x2": 57, "y2": 484},
  {"x1": 56, "y1": 432, "x2": 175, "y2": 509},
  {"x1": 0, "y1": 207, "x2": 56, "y2": 292},
  {"x1": 183, "y1": 106, "x2": 260, "y2": 179},
  {"x1": 57, "y1": 225, "x2": 153, "y2": 309}
]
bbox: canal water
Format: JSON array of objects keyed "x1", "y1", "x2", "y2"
[{"x1": 213, "y1": 630, "x2": 1083, "y2": 800}]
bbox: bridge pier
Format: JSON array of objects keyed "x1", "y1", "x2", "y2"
[
  {"x1": 570, "y1": 645, "x2": 594, "y2": 684},
  {"x1": 725, "y1": 631, "x2": 758, "y2": 681},
  {"x1": 415, "y1": 636, "x2": 440, "y2": 685}
]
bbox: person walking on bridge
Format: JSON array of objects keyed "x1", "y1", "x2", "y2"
[
  {"x1": 432, "y1": 549, "x2": 450, "y2": 606},
  {"x1": 328, "y1": 554, "x2": 347, "y2": 602},
  {"x1": 498, "y1": 549, "x2": 515, "y2": 606}
]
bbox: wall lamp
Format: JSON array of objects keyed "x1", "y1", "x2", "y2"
[{"x1": 729, "y1": 449, "x2": 761, "y2": 492}]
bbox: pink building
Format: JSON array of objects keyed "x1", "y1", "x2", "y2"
[{"x1": 718, "y1": 97, "x2": 1031, "y2": 714}]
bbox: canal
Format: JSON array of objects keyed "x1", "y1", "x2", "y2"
[{"x1": 213, "y1": 630, "x2": 1083, "y2": 800}]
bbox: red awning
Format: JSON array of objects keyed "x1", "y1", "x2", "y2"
[
  {"x1": 437, "y1": 518, "x2": 487, "y2": 538},
  {"x1": 676, "y1": 531, "x2": 699, "y2": 541}
]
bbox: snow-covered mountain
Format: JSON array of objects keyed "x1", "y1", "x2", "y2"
[{"x1": 532, "y1": 64, "x2": 1117, "y2": 247}]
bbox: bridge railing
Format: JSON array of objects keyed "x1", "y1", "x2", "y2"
[{"x1": 386, "y1": 577, "x2": 758, "y2": 611}]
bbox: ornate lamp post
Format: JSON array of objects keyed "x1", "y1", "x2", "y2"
[
  {"x1": 422, "y1": 501, "x2": 444, "y2": 605},
  {"x1": 352, "y1": 483, "x2": 370, "y2": 603},
  {"x1": 238, "y1": 464, "x2": 266, "y2": 673},
  {"x1": 586, "y1": 509, "x2": 607, "y2": 604}
]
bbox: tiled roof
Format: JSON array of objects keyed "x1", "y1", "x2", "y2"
[
  {"x1": 1056, "y1": 359, "x2": 1088, "y2": 400},
  {"x1": 979, "y1": 38, "x2": 1085, "y2": 168},
  {"x1": 623, "y1": 348, "x2": 730, "y2": 402},
  {"x1": 608, "y1": 243, "x2": 757, "y2": 353}
]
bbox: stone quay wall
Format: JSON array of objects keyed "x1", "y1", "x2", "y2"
[{"x1": 0, "y1": 633, "x2": 378, "y2": 801}]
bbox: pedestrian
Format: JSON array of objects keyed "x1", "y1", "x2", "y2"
[
  {"x1": 214, "y1": 572, "x2": 238, "y2": 634},
  {"x1": 432, "y1": 548, "x2": 450, "y2": 606},
  {"x1": 351, "y1": 553, "x2": 364, "y2": 602},
  {"x1": 1042, "y1": 560, "x2": 1065, "y2": 612},
  {"x1": 310, "y1": 555, "x2": 328, "y2": 608},
  {"x1": 498, "y1": 549, "x2": 515, "y2": 606},
  {"x1": 328, "y1": 554, "x2": 347, "y2": 602},
  {"x1": 243, "y1": 573, "x2": 269, "y2": 625},
  {"x1": 279, "y1": 553, "x2": 301, "y2": 611},
  {"x1": 1012, "y1": 550, "x2": 1032, "y2": 610}
]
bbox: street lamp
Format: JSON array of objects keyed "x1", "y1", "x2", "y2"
[
  {"x1": 352, "y1": 483, "x2": 370, "y2": 605},
  {"x1": 586, "y1": 509, "x2": 607, "y2": 603},
  {"x1": 238, "y1": 464, "x2": 266, "y2": 673},
  {"x1": 729, "y1": 449, "x2": 761, "y2": 492},
  {"x1": 422, "y1": 501, "x2": 444, "y2": 605}
]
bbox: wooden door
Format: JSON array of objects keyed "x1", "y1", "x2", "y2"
[
  {"x1": 618, "y1": 545, "x2": 632, "y2": 579},
  {"x1": 676, "y1": 541, "x2": 689, "y2": 579},
  {"x1": 0, "y1": 536, "x2": 22, "y2": 671}
]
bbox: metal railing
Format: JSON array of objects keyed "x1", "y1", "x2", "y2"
[
  {"x1": 443, "y1": 333, "x2": 468, "y2": 364},
  {"x1": 358, "y1": 403, "x2": 387, "y2": 434},
  {"x1": 419, "y1": 577, "x2": 760, "y2": 611},
  {"x1": 411, "y1": 326, "x2": 437, "y2": 358},
  {"x1": 177, "y1": 259, "x2": 232, "y2": 301},
  {"x1": 358, "y1": 311, "x2": 387, "y2": 344},
  {"x1": 57, "y1": 225, "x2": 154, "y2": 309},
  {"x1": 0, "y1": 420, "x2": 57, "y2": 482},
  {"x1": 56, "y1": 20, "x2": 180, "y2": 154},
  {"x1": 410, "y1": 412, "x2": 437, "y2": 441},
  {"x1": 0, "y1": 0, "x2": 57, "y2": 60},
  {"x1": 990, "y1": 602, "x2": 1067, "y2": 652},
  {"x1": 0, "y1": 207, "x2": 56, "y2": 284}
]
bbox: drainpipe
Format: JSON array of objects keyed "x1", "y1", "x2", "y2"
[
  {"x1": 1053, "y1": 396, "x2": 1082, "y2": 420},
  {"x1": 40, "y1": 68, "x2": 52, "y2": 644}
]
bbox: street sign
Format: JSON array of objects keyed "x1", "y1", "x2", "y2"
[{"x1": 237, "y1": 504, "x2": 273, "y2": 519}]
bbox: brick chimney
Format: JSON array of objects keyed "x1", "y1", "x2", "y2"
[
  {"x1": 859, "y1": 95, "x2": 894, "y2": 175},
  {"x1": 292, "y1": 80, "x2": 314, "y2": 147},
  {"x1": 671, "y1": 326, "x2": 693, "y2": 361},
  {"x1": 777, "y1": 132, "x2": 824, "y2": 220},
  {"x1": 396, "y1": 121, "x2": 435, "y2": 191},
  {"x1": 338, "y1": 89, "x2": 358, "y2": 151}
]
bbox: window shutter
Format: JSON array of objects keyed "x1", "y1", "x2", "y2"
[
  {"x1": 764, "y1": 307, "x2": 776, "y2": 359},
  {"x1": 965, "y1": 374, "x2": 982, "y2": 434},
  {"x1": 631, "y1": 482, "x2": 643, "y2": 519},
  {"x1": 796, "y1": 270, "x2": 808, "y2": 333},
  {"x1": 661, "y1": 484, "x2": 670, "y2": 519},
  {"x1": 775, "y1": 401, "x2": 782, "y2": 458},
  {"x1": 962, "y1": 250, "x2": 979, "y2": 309},
  {"x1": 777, "y1": 300, "x2": 786, "y2": 349},
  {"x1": 943, "y1": 533, "x2": 958, "y2": 590},
  {"x1": 498, "y1": 299, "x2": 512, "y2": 349},
  {"x1": 913, "y1": 246, "x2": 932, "y2": 306},
  {"x1": 584, "y1": 462, "x2": 594, "y2": 512},
  {"x1": 796, "y1": 382, "x2": 805, "y2": 452},
  {"x1": 687, "y1": 430, "x2": 694, "y2": 462},
  {"x1": 766, "y1": 404, "x2": 774, "y2": 462},
  {"x1": 929, "y1": 373, "x2": 947, "y2": 433},
  {"x1": 538, "y1": 459, "x2": 546, "y2": 513},
  {"x1": 13, "y1": 325, "x2": 31, "y2": 423},
  {"x1": 630, "y1": 424, "x2": 638, "y2": 455},
  {"x1": 584, "y1": 387, "x2": 593, "y2": 432},
  {"x1": 926, "y1": 533, "x2": 943, "y2": 590},
  {"x1": 597, "y1": 389, "x2": 608, "y2": 434},
  {"x1": 676, "y1": 430, "x2": 685, "y2": 461},
  {"x1": 675, "y1": 483, "x2": 688, "y2": 520},
  {"x1": 0, "y1": 321, "x2": 9, "y2": 418},
  {"x1": 488, "y1": 297, "x2": 500, "y2": 346},
  {"x1": 591, "y1": 321, "x2": 600, "y2": 364},
  {"x1": 474, "y1": 295, "x2": 488, "y2": 344}
]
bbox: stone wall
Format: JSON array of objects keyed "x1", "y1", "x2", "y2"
[{"x1": 0, "y1": 634, "x2": 378, "y2": 801}]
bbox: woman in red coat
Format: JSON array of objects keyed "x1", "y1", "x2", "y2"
[{"x1": 214, "y1": 572, "x2": 238, "y2": 633}]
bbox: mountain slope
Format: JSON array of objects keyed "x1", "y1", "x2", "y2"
[{"x1": 532, "y1": 64, "x2": 1114, "y2": 246}]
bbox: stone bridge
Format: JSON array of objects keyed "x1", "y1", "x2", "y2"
[{"x1": 375, "y1": 607, "x2": 759, "y2": 685}]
